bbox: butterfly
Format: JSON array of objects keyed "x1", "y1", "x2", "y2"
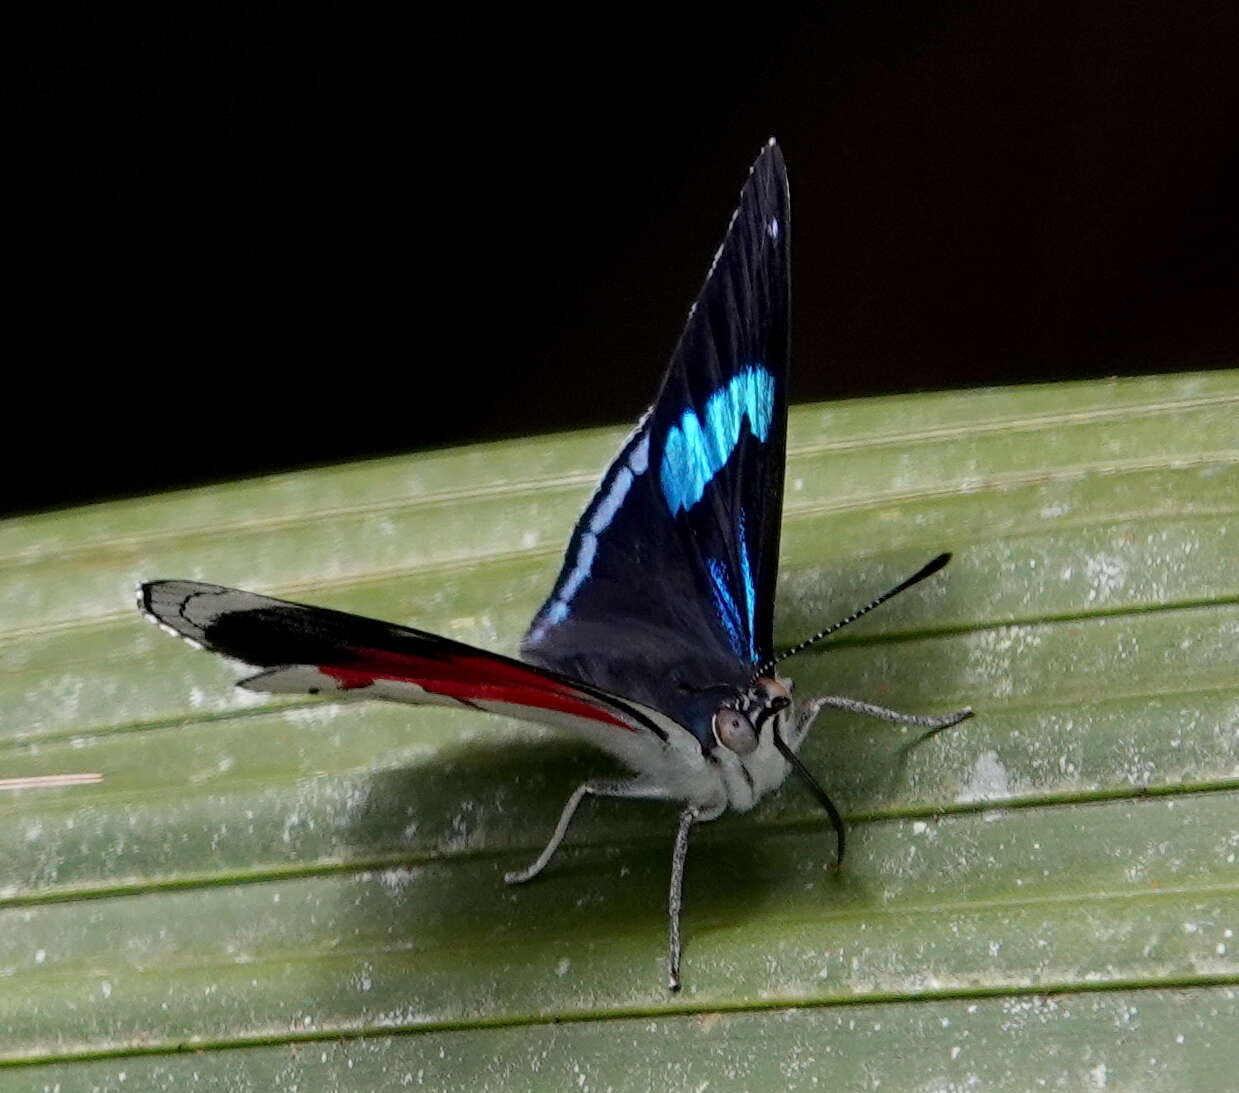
[{"x1": 139, "y1": 139, "x2": 971, "y2": 990}]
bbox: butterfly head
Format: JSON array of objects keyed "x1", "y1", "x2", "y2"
[
  {"x1": 686, "y1": 673, "x2": 799, "y2": 812},
  {"x1": 711, "y1": 676, "x2": 792, "y2": 756}
]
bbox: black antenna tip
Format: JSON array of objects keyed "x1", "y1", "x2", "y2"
[
  {"x1": 890, "y1": 552, "x2": 952, "y2": 596},
  {"x1": 756, "y1": 551, "x2": 957, "y2": 679}
]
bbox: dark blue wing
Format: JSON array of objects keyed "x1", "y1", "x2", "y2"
[{"x1": 521, "y1": 140, "x2": 790, "y2": 735}]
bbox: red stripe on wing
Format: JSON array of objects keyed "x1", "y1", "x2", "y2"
[{"x1": 320, "y1": 648, "x2": 634, "y2": 730}]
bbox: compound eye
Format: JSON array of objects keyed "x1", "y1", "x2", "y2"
[
  {"x1": 713, "y1": 707, "x2": 758, "y2": 755},
  {"x1": 754, "y1": 676, "x2": 791, "y2": 710}
]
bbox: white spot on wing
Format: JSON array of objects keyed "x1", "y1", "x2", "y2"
[
  {"x1": 589, "y1": 467, "x2": 633, "y2": 533},
  {"x1": 532, "y1": 427, "x2": 651, "y2": 638},
  {"x1": 628, "y1": 432, "x2": 650, "y2": 475},
  {"x1": 558, "y1": 533, "x2": 597, "y2": 604}
]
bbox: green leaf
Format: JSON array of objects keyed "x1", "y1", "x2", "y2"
[{"x1": 5, "y1": 371, "x2": 1239, "y2": 1088}]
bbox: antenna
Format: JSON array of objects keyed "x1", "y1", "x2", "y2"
[
  {"x1": 772, "y1": 726, "x2": 845, "y2": 864},
  {"x1": 753, "y1": 552, "x2": 952, "y2": 680}
]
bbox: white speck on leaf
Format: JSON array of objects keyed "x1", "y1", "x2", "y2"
[
  {"x1": 1085, "y1": 552, "x2": 1128, "y2": 602},
  {"x1": 957, "y1": 750, "x2": 1011, "y2": 803}
]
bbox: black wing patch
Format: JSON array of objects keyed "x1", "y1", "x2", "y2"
[{"x1": 521, "y1": 140, "x2": 790, "y2": 728}]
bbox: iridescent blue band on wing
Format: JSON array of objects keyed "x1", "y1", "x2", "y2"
[
  {"x1": 705, "y1": 514, "x2": 759, "y2": 662},
  {"x1": 707, "y1": 556, "x2": 745, "y2": 657},
  {"x1": 659, "y1": 365, "x2": 775, "y2": 516},
  {"x1": 737, "y1": 511, "x2": 758, "y2": 662}
]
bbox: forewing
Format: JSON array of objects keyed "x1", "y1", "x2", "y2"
[
  {"x1": 141, "y1": 581, "x2": 673, "y2": 751},
  {"x1": 522, "y1": 140, "x2": 790, "y2": 716}
]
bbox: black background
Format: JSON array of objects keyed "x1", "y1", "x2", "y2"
[{"x1": 11, "y1": 4, "x2": 1239, "y2": 516}]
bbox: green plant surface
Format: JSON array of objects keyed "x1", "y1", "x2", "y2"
[{"x1": 3, "y1": 371, "x2": 1237, "y2": 1089}]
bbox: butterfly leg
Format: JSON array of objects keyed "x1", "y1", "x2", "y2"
[
  {"x1": 667, "y1": 800, "x2": 725, "y2": 992},
  {"x1": 791, "y1": 695, "x2": 973, "y2": 747},
  {"x1": 504, "y1": 778, "x2": 668, "y2": 886}
]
